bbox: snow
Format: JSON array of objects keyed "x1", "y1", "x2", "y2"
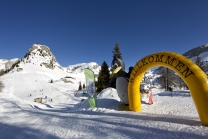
[
  {"x1": 0, "y1": 59, "x2": 7, "y2": 70},
  {"x1": 199, "y1": 51, "x2": 208, "y2": 62},
  {"x1": 0, "y1": 58, "x2": 19, "y2": 71},
  {"x1": 0, "y1": 63, "x2": 208, "y2": 139},
  {"x1": 190, "y1": 51, "x2": 208, "y2": 63},
  {"x1": 66, "y1": 62, "x2": 100, "y2": 75}
]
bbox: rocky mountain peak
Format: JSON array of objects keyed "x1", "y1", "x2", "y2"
[
  {"x1": 28, "y1": 43, "x2": 56, "y2": 62},
  {"x1": 22, "y1": 43, "x2": 61, "y2": 69},
  {"x1": 183, "y1": 44, "x2": 208, "y2": 58}
]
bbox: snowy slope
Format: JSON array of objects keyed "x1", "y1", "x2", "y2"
[
  {"x1": 66, "y1": 62, "x2": 100, "y2": 75},
  {"x1": 0, "y1": 58, "x2": 19, "y2": 71},
  {"x1": 1, "y1": 63, "x2": 86, "y2": 104},
  {"x1": 199, "y1": 51, "x2": 208, "y2": 61},
  {"x1": 0, "y1": 86, "x2": 207, "y2": 138},
  {"x1": 0, "y1": 43, "x2": 208, "y2": 138},
  {"x1": 0, "y1": 62, "x2": 208, "y2": 139},
  {"x1": 0, "y1": 59, "x2": 7, "y2": 70}
]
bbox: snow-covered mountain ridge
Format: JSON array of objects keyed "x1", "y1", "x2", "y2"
[
  {"x1": 0, "y1": 43, "x2": 101, "y2": 92},
  {"x1": 1, "y1": 43, "x2": 208, "y2": 83},
  {"x1": 0, "y1": 58, "x2": 19, "y2": 71},
  {"x1": 183, "y1": 44, "x2": 208, "y2": 58},
  {"x1": 183, "y1": 44, "x2": 208, "y2": 72},
  {"x1": 0, "y1": 43, "x2": 100, "y2": 76},
  {"x1": 23, "y1": 43, "x2": 62, "y2": 70},
  {"x1": 66, "y1": 62, "x2": 100, "y2": 75},
  {"x1": 0, "y1": 43, "x2": 208, "y2": 138}
]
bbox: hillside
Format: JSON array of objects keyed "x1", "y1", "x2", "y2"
[
  {"x1": 183, "y1": 44, "x2": 208, "y2": 73},
  {"x1": 0, "y1": 44, "x2": 102, "y2": 103},
  {"x1": 66, "y1": 62, "x2": 100, "y2": 78},
  {"x1": 0, "y1": 43, "x2": 208, "y2": 138},
  {"x1": 183, "y1": 44, "x2": 208, "y2": 58},
  {"x1": 1, "y1": 43, "x2": 208, "y2": 97}
]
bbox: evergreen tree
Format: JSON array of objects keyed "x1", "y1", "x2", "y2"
[
  {"x1": 50, "y1": 79, "x2": 53, "y2": 83},
  {"x1": 78, "y1": 82, "x2": 82, "y2": 90},
  {"x1": 112, "y1": 42, "x2": 122, "y2": 59},
  {"x1": 82, "y1": 83, "x2": 85, "y2": 89},
  {"x1": 96, "y1": 61, "x2": 110, "y2": 93}
]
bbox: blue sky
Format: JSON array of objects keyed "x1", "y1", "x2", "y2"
[{"x1": 0, "y1": 0, "x2": 208, "y2": 70}]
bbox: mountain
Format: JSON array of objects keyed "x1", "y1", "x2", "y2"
[
  {"x1": 183, "y1": 44, "x2": 208, "y2": 58},
  {"x1": 0, "y1": 43, "x2": 63, "y2": 74},
  {"x1": 66, "y1": 62, "x2": 100, "y2": 77},
  {"x1": 0, "y1": 44, "x2": 208, "y2": 138},
  {"x1": 0, "y1": 43, "x2": 102, "y2": 95},
  {"x1": 0, "y1": 43, "x2": 100, "y2": 77},
  {"x1": 0, "y1": 58, "x2": 19, "y2": 71},
  {"x1": 183, "y1": 44, "x2": 208, "y2": 73},
  {"x1": 139, "y1": 44, "x2": 208, "y2": 90},
  {"x1": 183, "y1": 44, "x2": 208, "y2": 63},
  {"x1": 0, "y1": 42, "x2": 208, "y2": 111},
  {"x1": 22, "y1": 43, "x2": 62, "y2": 70},
  {"x1": 1, "y1": 43, "x2": 208, "y2": 93},
  {"x1": 0, "y1": 43, "x2": 102, "y2": 100}
]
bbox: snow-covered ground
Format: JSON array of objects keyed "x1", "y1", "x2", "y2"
[{"x1": 0, "y1": 65, "x2": 208, "y2": 139}]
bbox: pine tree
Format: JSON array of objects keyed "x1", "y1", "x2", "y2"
[
  {"x1": 112, "y1": 42, "x2": 122, "y2": 59},
  {"x1": 78, "y1": 82, "x2": 82, "y2": 90},
  {"x1": 50, "y1": 79, "x2": 53, "y2": 83},
  {"x1": 82, "y1": 83, "x2": 85, "y2": 89},
  {"x1": 96, "y1": 61, "x2": 110, "y2": 93}
]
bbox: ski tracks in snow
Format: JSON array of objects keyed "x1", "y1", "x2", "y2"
[
  {"x1": 1, "y1": 92, "x2": 208, "y2": 139},
  {"x1": 0, "y1": 94, "x2": 70, "y2": 139}
]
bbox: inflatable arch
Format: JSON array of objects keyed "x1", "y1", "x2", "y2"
[{"x1": 128, "y1": 52, "x2": 208, "y2": 125}]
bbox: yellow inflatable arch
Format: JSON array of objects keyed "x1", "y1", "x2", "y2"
[{"x1": 128, "y1": 52, "x2": 208, "y2": 126}]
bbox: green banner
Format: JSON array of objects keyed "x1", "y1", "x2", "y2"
[
  {"x1": 87, "y1": 93, "x2": 97, "y2": 108},
  {"x1": 84, "y1": 68, "x2": 97, "y2": 108}
]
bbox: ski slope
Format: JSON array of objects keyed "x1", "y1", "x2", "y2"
[{"x1": 0, "y1": 65, "x2": 208, "y2": 138}]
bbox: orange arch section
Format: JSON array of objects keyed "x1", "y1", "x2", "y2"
[{"x1": 128, "y1": 52, "x2": 208, "y2": 125}]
